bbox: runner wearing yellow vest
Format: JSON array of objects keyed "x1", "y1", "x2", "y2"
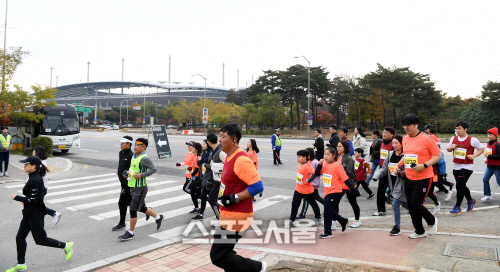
[
  {"x1": 272, "y1": 128, "x2": 283, "y2": 165},
  {"x1": 0, "y1": 126, "x2": 13, "y2": 177}
]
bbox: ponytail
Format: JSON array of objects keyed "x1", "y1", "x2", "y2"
[{"x1": 37, "y1": 163, "x2": 48, "y2": 177}]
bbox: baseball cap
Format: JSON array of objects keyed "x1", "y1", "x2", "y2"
[
  {"x1": 120, "y1": 136, "x2": 134, "y2": 144},
  {"x1": 19, "y1": 156, "x2": 42, "y2": 166},
  {"x1": 423, "y1": 124, "x2": 434, "y2": 131},
  {"x1": 275, "y1": 128, "x2": 280, "y2": 132},
  {"x1": 185, "y1": 141, "x2": 194, "y2": 146}
]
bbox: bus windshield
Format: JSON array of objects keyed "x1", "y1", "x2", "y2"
[{"x1": 39, "y1": 110, "x2": 79, "y2": 135}]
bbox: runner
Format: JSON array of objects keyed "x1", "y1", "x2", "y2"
[
  {"x1": 325, "y1": 125, "x2": 340, "y2": 150},
  {"x1": 396, "y1": 114, "x2": 440, "y2": 238},
  {"x1": 447, "y1": 121, "x2": 484, "y2": 214},
  {"x1": 366, "y1": 130, "x2": 382, "y2": 185},
  {"x1": 7, "y1": 156, "x2": 73, "y2": 272},
  {"x1": 0, "y1": 126, "x2": 13, "y2": 177},
  {"x1": 176, "y1": 141, "x2": 196, "y2": 196},
  {"x1": 210, "y1": 124, "x2": 266, "y2": 272},
  {"x1": 352, "y1": 127, "x2": 368, "y2": 158},
  {"x1": 308, "y1": 147, "x2": 357, "y2": 238},
  {"x1": 289, "y1": 150, "x2": 322, "y2": 227},
  {"x1": 296, "y1": 147, "x2": 324, "y2": 219},
  {"x1": 373, "y1": 127, "x2": 395, "y2": 216},
  {"x1": 313, "y1": 128, "x2": 325, "y2": 160},
  {"x1": 113, "y1": 136, "x2": 134, "y2": 231},
  {"x1": 354, "y1": 148, "x2": 374, "y2": 199},
  {"x1": 481, "y1": 127, "x2": 500, "y2": 201},
  {"x1": 187, "y1": 143, "x2": 203, "y2": 214},
  {"x1": 338, "y1": 128, "x2": 354, "y2": 156},
  {"x1": 423, "y1": 124, "x2": 441, "y2": 147},
  {"x1": 32, "y1": 145, "x2": 62, "y2": 225},
  {"x1": 192, "y1": 140, "x2": 213, "y2": 219},
  {"x1": 336, "y1": 141, "x2": 362, "y2": 228},
  {"x1": 119, "y1": 138, "x2": 164, "y2": 241},
  {"x1": 272, "y1": 128, "x2": 283, "y2": 165},
  {"x1": 246, "y1": 139, "x2": 260, "y2": 203}
]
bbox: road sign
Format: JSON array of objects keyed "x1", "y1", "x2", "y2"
[
  {"x1": 150, "y1": 117, "x2": 154, "y2": 126},
  {"x1": 94, "y1": 118, "x2": 97, "y2": 121},
  {"x1": 84, "y1": 113, "x2": 89, "y2": 117},
  {"x1": 307, "y1": 120, "x2": 313, "y2": 125},
  {"x1": 203, "y1": 108, "x2": 208, "y2": 116},
  {"x1": 75, "y1": 106, "x2": 93, "y2": 113},
  {"x1": 149, "y1": 115, "x2": 151, "y2": 118},
  {"x1": 152, "y1": 125, "x2": 172, "y2": 159},
  {"x1": 73, "y1": 103, "x2": 84, "y2": 106},
  {"x1": 308, "y1": 115, "x2": 313, "y2": 120}
]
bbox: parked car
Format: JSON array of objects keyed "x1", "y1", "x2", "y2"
[
  {"x1": 110, "y1": 125, "x2": 119, "y2": 130},
  {"x1": 167, "y1": 125, "x2": 178, "y2": 129}
]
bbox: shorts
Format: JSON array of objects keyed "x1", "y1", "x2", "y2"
[{"x1": 130, "y1": 186, "x2": 148, "y2": 212}]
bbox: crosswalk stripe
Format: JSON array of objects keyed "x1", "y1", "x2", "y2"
[
  {"x1": 45, "y1": 180, "x2": 179, "y2": 203},
  {"x1": 66, "y1": 185, "x2": 185, "y2": 211},
  {"x1": 47, "y1": 177, "x2": 118, "y2": 190},
  {"x1": 5, "y1": 173, "x2": 116, "y2": 188},
  {"x1": 130, "y1": 205, "x2": 194, "y2": 228}
]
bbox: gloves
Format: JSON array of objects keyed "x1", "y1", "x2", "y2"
[
  {"x1": 219, "y1": 194, "x2": 236, "y2": 208},
  {"x1": 188, "y1": 167, "x2": 192, "y2": 171},
  {"x1": 272, "y1": 147, "x2": 276, "y2": 151},
  {"x1": 176, "y1": 163, "x2": 181, "y2": 167},
  {"x1": 372, "y1": 178, "x2": 378, "y2": 182},
  {"x1": 192, "y1": 176, "x2": 196, "y2": 181}
]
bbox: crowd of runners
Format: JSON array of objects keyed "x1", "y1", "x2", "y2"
[{"x1": 5, "y1": 113, "x2": 500, "y2": 272}]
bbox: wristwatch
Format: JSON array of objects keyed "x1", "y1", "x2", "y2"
[
  {"x1": 234, "y1": 194, "x2": 240, "y2": 203},
  {"x1": 423, "y1": 163, "x2": 428, "y2": 168}
]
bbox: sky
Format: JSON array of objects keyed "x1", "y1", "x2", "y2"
[{"x1": 6, "y1": 0, "x2": 500, "y2": 98}]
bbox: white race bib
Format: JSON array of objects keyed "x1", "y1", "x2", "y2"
[
  {"x1": 404, "y1": 154, "x2": 418, "y2": 169},
  {"x1": 389, "y1": 163, "x2": 398, "y2": 176},
  {"x1": 380, "y1": 149, "x2": 389, "y2": 160},
  {"x1": 454, "y1": 148, "x2": 467, "y2": 160},
  {"x1": 354, "y1": 161, "x2": 360, "y2": 170},
  {"x1": 296, "y1": 173, "x2": 303, "y2": 184},
  {"x1": 218, "y1": 182, "x2": 226, "y2": 198},
  {"x1": 486, "y1": 148, "x2": 492, "y2": 156},
  {"x1": 322, "y1": 174, "x2": 332, "y2": 188}
]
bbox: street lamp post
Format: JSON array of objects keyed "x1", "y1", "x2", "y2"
[
  {"x1": 192, "y1": 74, "x2": 207, "y2": 135},
  {"x1": 295, "y1": 55, "x2": 311, "y2": 139},
  {"x1": 50, "y1": 66, "x2": 53, "y2": 88},
  {"x1": 125, "y1": 99, "x2": 131, "y2": 126}
]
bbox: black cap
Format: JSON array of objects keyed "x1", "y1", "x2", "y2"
[
  {"x1": 423, "y1": 124, "x2": 434, "y2": 131},
  {"x1": 185, "y1": 141, "x2": 194, "y2": 146},
  {"x1": 19, "y1": 156, "x2": 42, "y2": 166}
]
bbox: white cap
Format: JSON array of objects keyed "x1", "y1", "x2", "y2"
[{"x1": 119, "y1": 138, "x2": 134, "y2": 144}]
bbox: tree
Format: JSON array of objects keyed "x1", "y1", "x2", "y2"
[
  {"x1": 239, "y1": 103, "x2": 258, "y2": 132},
  {"x1": 481, "y1": 81, "x2": 500, "y2": 110},
  {"x1": 0, "y1": 47, "x2": 30, "y2": 94}
]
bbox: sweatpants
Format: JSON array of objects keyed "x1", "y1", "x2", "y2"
[
  {"x1": 404, "y1": 178, "x2": 435, "y2": 235},
  {"x1": 16, "y1": 210, "x2": 66, "y2": 264},
  {"x1": 357, "y1": 180, "x2": 373, "y2": 195},
  {"x1": 118, "y1": 183, "x2": 132, "y2": 225},
  {"x1": 453, "y1": 169, "x2": 473, "y2": 206},
  {"x1": 323, "y1": 193, "x2": 347, "y2": 235},
  {"x1": 433, "y1": 180, "x2": 449, "y2": 194},
  {"x1": 0, "y1": 151, "x2": 9, "y2": 172},
  {"x1": 290, "y1": 191, "x2": 321, "y2": 222},
  {"x1": 200, "y1": 185, "x2": 220, "y2": 219},
  {"x1": 298, "y1": 189, "x2": 324, "y2": 217},
  {"x1": 335, "y1": 189, "x2": 360, "y2": 220},
  {"x1": 376, "y1": 175, "x2": 389, "y2": 212},
  {"x1": 210, "y1": 227, "x2": 262, "y2": 272}
]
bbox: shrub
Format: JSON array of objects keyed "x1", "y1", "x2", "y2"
[{"x1": 31, "y1": 137, "x2": 53, "y2": 157}]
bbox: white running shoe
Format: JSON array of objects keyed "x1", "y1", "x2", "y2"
[
  {"x1": 409, "y1": 232, "x2": 426, "y2": 239},
  {"x1": 260, "y1": 261, "x2": 267, "y2": 272},
  {"x1": 4, "y1": 172, "x2": 8, "y2": 177},
  {"x1": 350, "y1": 220, "x2": 362, "y2": 228},
  {"x1": 434, "y1": 202, "x2": 441, "y2": 214},
  {"x1": 210, "y1": 220, "x2": 219, "y2": 227},
  {"x1": 445, "y1": 191, "x2": 453, "y2": 202},
  {"x1": 331, "y1": 220, "x2": 336, "y2": 230},
  {"x1": 314, "y1": 218, "x2": 322, "y2": 226},
  {"x1": 372, "y1": 211, "x2": 386, "y2": 216},
  {"x1": 428, "y1": 217, "x2": 438, "y2": 235},
  {"x1": 481, "y1": 196, "x2": 492, "y2": 202},
  {"x1": 53, "y1": 212, "x2": 62, "y2": 225}
]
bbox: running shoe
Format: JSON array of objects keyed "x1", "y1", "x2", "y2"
[
  {"x1": 289, "y1": 221, "x2": 296, "y2": 228},
  {"x1": 434, "y1": 202, "x2": 441, "y2": 214},
  {"x1": 372, "y1": 212, "x2": 386, "y2": 216},
  {"x1": 210, "y1": 220, "x2": 219, "y2": 227},
  {"x1": 409, "y1": 232, "x2": 426, "y2": 239},
  {"x1": 481, "y1": 196, "x2": 492, "y2": 202},
  {"x1": 156, "y1": 215, "x2": 164, "y2": 230},
  {"x1": 260, "y1": 261, "x2": 267, "y2": 272},
  {"x1": 119, "y1": 231, "x2": 134, "y2": 241},
  {"x1": 445, "y1": 191, "x2": 453, "y2": 202},
  {"x1": 389, "y1": 226, "x2": 401, "y2": 236},
  {"x1": 64, "y1": 242, "x2": 74, "y2": 260},
  {"x1": 192, "y1": 214, "x2": 203, "y2": 220},
  {"x1": 331, "y1": 220, "x2": 336, "y2": 230},
  {"x1": 296, "y1": 214, "x2": 306, "y2": 219},
  {"x1": 4, "y1": 172, "x2": 8, "y2": 177},
  {"x1": 319, "y1": 232, "x2": 333, "y2": 239},
  {"x1": 188, "y1": 208, "x2": 200, "y2": 214},
  {"x1": 428, "y1": 217, "x2": 438, "y2": 235},
  {"x1": 53, "y1": 212, "x2": 62, "y2": 225},
  {"x1": 0, "y1": 172, "x2": 2, "y2": 177},
  {"x1": 314, "y1": 218, "x2": 322, "y2": 226},
  {"x1": 450, "y1": 205, "x2": 462, "y2": 214},
  {"x1": 350, "y1": 220, "x2": 362, "y2": 228},
  {"x1": 367, "y1": 194, "x2": 375, "y2": 200},
  {"x1": 5, "y1": 264, "x2": 27, "y2": 272},
  {"x1": 340, "y1": 219, "x2": 348, "y2": 232},
  {"x1": 449, "y1": 182, "x2": 454, "y2": 191},
  {"x1": 112, "y1": 223, "x2": 126, "y2": 231},
  {"x1": 467, "y1": 199, "x2": 477, "y2": 212}
]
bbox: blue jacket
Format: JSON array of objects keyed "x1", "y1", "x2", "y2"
[{"x1": 272, "y1": 134, "x2": 282, "y2": 150}]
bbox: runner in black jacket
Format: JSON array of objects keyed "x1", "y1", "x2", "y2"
[
  {"x1": 113, "y1": 136, "x2": 134, "y2": 231},
  {"x1": 326, "y1": 125, "x2": 340, "y2": 150}
]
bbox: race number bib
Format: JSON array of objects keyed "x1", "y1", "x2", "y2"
[
  {"x1": 486, "y1": 148, "x2": 492, "y2": 156},
  {"x1": 185, "y1": 166, "x2": 189, "y2": 174},
  {"x1": 296, "y1": 173, "x2": 303, "y2": 184},
  {"x1": 202, "y1": 166, "x2": 206, "y2": 175},
  {"x1": 454, "y1": 148, "x2": 467, "y2": 160},
  {"x1": 218, "y1": 182, "x2": 226, "y2": 198},
  {"x1": 322, "y1": 174, "x2": 332, "y2": 188},
  {"x1": 380, "y1": 149, "x2": 389, "y2": 160},
  {"x1": 404, "y1": 154, "x2": 418, "y2": 169},
  {"x1": 389, "y1": 163, "x2": 398, "y2": 176},
  {"x1": 127, "y1": 169, "x2": 135, "y2": 179},
  {"x1": 354, "y1": 161, "x2": 360, "y2": 170}
]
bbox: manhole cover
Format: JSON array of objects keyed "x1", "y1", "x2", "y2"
[{"x1": 443, "y1": 243, "x2": 499, "y2": 261}]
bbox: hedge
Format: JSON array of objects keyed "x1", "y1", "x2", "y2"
[{"x1": 31, "y1": 137, "x2": 53, "y2": 157}]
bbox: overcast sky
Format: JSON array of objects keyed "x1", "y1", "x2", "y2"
[{"x1": 6, "y1": 0, "x2": 500, "y2": 98}]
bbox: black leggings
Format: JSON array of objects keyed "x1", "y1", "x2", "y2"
[
  {"x1": 433, "y1": 179, "x2": 449, "y2": 194},
  {"x1": 335, "y1": 189, "x2": 360, "y2": 220},
  {"x1": 190, "y1": 178, "x2": 199, "y2": 209},
  {"x1": 290, "y1": 191, "x2": 321, "y2": 221},
  {"x1": 376, "y1": 176, "x2": 389, "y2": 212},
  {"x1": 356, "y1": 180, "x2": 373, "y2": 195},
  {"x1": 324, "y1": 193, "x2": 347, "y2": 234},
  {"x1": 200, "y1": 185, "x2": 220, "y2": 219},
  {"x1": 453, "y1": 169, "x2": 473, "y2": 206},
  {"x1": 210, "y1": 228, "x2": 262, "y2": 271},
  {"x1": 405, "y1": 178, "x2": 435, "y2": 235},
  {"x1": 118, "y1": 184, "x2": 131, "y2": 225},
  {"x1": 426, "y1": 182, "x2": 440, "y2": 205},
  {"x1": 16, "y1": 211, "x2": 66, "y2": 264},
  {"x1": 298, "y1": 189, "x2": 324, "y2": 217}
]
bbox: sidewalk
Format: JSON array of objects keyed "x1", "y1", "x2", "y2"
[
  {"x1": 0, "y1": 154, "x2": 72, "y2": 184},
  {"x1": 81, "y1": 207, "x2": 500, "y2": 272}
]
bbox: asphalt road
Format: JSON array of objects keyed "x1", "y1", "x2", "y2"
[{"x1": 0, "y1": 130, "x2": 498, "y2": 272}]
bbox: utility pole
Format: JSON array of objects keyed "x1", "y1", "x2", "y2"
[
  {"x1": 237, "y1": 69, "x2": 239, "y2": 88},
  {"x1": 50, "y1": 66, "x2": 53, "y2": 88},
  {"x1": 87, "y1": 61, "x2": 90, "y2": 83},
  {"x1": 56, "y1": 75, "x2": 58, "y2": 87},
  {"x1": 1, "y1": 0, "x2": 8, "y2": 94},
  {"x1": 222, "y1": 63, "x2": 225, "y2": 86},
  {"x1": 121, "y1": 58, "x2": 124, "y2": 94},
  {"x1": 168, "y1": 55, "x2": 171, "y2": 84}
]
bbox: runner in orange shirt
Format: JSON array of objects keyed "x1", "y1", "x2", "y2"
[
  {"x1": 176, "y1": 142, "x2": 196, "y2": 195},
  {"x1": 187, "y1": 143, "x2": 202, "y2": 214}
]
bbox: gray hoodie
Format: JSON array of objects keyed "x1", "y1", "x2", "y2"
[
  {"x1": 373, "y1": 150, "x2": 406, "y2": 202},
  {"x1": 0, "y1": 132, "x2": 13, "y2": 152}
]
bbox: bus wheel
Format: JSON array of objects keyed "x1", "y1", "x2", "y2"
[{"x1": 61, "y1": 149, "x2": 69, "y2": 153}]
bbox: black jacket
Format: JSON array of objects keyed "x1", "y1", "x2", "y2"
[
  {"x1": 370, "y1": 138, "x2": 383, "y2": 159},
  {"x1": 314, "y1": 136, "x2": 325, "y2": 160},
  {"x1": 326, "y1": 133, "x2": 340, "y2": 149},
  {"x1": 14, "y1": 171, "x2": 47, "y2": 215},
  {"x1": 118, "y1": 148, "x2": 134, "y2": 183}
]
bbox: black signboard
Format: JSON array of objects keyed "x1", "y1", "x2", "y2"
[{"x1": 152, "y1": 125, "x2": 172, "y2": 159}]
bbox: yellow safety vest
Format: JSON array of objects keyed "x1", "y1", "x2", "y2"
[
  {"x1": 0, "y1": 134, "x2": 11, "y2": 148},
  {"x1": 273, "y1": 134, "x2": 282, "y2": 147}
]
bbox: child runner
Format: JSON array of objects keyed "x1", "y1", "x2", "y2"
[
  {"x1": 354, "y1": 148, "x2": 374, "y2": 199},
  {"x1": 366, "y1": 130, "x2": 382, "y2": 185},
  {"x1": 187, "y1": 143, "x2": 202, "y2": 214},
  {"x1": 336, "y1": 141, "x2": 361, "y2": 228},
  {"x1": 308, "y1": 147, "x2": 358, "y2": 238},
  {"x1": 176, "y1": 141, "x2": 196, "y2": 195},
  {"x1": 289, "y1": 150, "x2": 322, "y2": 227},
  {"x1": 481, "y1": 127, "x2": 500, "y2": 201},
  {"x1": 192, "y1": 140, "x2": 213, "y2": 220},
  {"x1": 447, "y1": 121, "x2": 484, "y2": 214},
  {"x1": 373, "y1": 127, "x2": 395, "y2": 216},
  {"x1": 33, "y1": 145, "x2": 62, "y2": 225},
  {"x1": 296, "y1": 147, "x2": 324, "y2": 219},
  {"x1": 8, "y1": 156, "x2": 73, "y2": 272}
]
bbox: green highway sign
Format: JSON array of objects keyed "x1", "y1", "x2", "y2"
[
  {"x1": 75, "y1": 106, "x2": 93, "y2": 113},
  {"x1": 73, "y1": 103, "x2": 84, "y2": 106},
  {"x1": 84, "y1": 113, "x2": 89, "y2": 117}
]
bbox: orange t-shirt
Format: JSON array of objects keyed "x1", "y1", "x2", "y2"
[
  {"x1": 189, "y1": 154, "x2": 200, "y2": 179},
  {"x1": 183, "y1": 152, "x2": 195, "y2": 178},
  {"x1": 430, "y1": 134, "x2": 440, "y2": 145},
  {"x1": 320, "y1": 161, "x2": 349, "y2": 196},
  {"x1": 295, "y1": 163, "x2": 315, "y2": 194},
  {"x1": 401, "y1": 133, "x2": 441, "y2": 180},
  {"x1": 247, "y1": 149, "x2": 258, "y2": 170}
]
